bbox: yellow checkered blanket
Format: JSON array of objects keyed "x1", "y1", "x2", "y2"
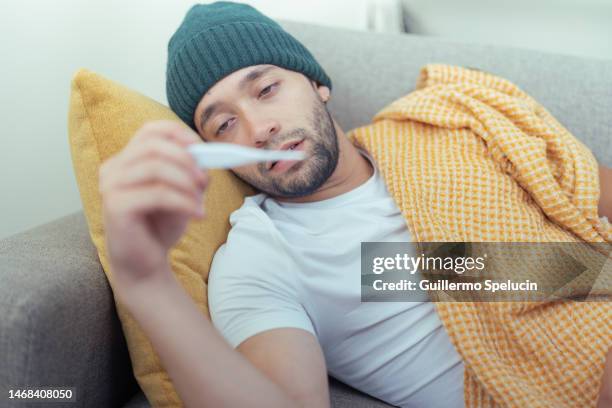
[{"x1": 347, "y1": 64, "x2": 612, "y2": 407}]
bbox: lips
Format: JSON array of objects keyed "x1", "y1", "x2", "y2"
[{"x1": 268, "y1": 139, "x2": 304, "y2": 171}]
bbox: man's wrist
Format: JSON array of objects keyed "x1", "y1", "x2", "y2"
[{"x1": 112, "y1": 261, "x2": 178, "y2": 307}]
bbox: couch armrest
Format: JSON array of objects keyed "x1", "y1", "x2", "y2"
[{"x1": 0, "y1": 212, "x2": 138, "y2": 407}]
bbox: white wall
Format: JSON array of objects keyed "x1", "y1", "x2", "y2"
[
  {"x1": 401, "y1": 0, "x2": 612, "y2": 60},
  {"x1": 0, "y1": 0, "x2": 375, "y2": 240},
  {"x1": 0, "y1": 0, "x2": 610, "y2": 239}
]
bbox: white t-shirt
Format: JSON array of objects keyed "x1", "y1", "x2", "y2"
[{"x1": 208, "y1": 152, "x2": 465, "y2": 408}]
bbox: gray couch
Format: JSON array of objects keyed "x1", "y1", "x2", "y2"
[{"x1": 1, "y1": 21, "x2": 611, "y2": 408}]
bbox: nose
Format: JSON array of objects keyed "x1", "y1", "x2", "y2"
[{"x1": 251, "y1": 117, "x2": 280, "y2": 148}]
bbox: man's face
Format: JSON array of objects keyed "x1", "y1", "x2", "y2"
[{"x1": 193, "y1": 64, "x2": 338, "y2": 199}]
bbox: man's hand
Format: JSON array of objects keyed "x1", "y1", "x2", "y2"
[
  {"x1": 599, "y1": 164, "x2": 612, "y2": 220},
  {"x1": 598, "y1": 347, "x2": 612, "y2": 407},
  {"x1": 99, "y1": 120, "x2": 208, "y2": 286}
]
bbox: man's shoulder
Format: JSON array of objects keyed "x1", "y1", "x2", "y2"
[
  {"x1": 210, "y1": 194, "x2": 287, "y2": 279},
  {"x1": 226, "y1": 193, "x2": 276, "y2": 243}
]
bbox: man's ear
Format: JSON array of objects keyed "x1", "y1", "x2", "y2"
[{"x1": 311, "y1": 80, "x2": 330, "y2": 104}]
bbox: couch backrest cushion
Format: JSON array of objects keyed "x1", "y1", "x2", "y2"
[{"x1": 280, "y1": 21, "x2": 612, "y2": 166}]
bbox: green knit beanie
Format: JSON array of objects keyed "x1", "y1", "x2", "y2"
[{"x1": 166, "y1": 1, "x2": 333, "y2": 131}]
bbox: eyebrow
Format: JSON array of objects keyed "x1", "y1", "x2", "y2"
[{"x1": 199, "y1": 65, "x2": 277, "y2": 132}]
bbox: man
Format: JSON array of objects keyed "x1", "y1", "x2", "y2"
[{"x1": 99, "y1": 2, "x2": 612, "y2": 407}]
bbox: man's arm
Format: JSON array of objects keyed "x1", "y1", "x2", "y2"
[
  {"x1": 599, "y1": 164, "x2": 612, "y2": 220},
  {"x1": 101, "y1": 120, "x2": 329, "y2": 407},
  {"x1": 116, "y1": 268, "x2": 330, "y2": 408},
  {"x1": 598, "y1": 347, "x2": 612, "y2": 408},
  {"x1": 597, "y1": 164, "x2": 612, "y2": 405},
  {"x1": 238, "y1": 327, "x2": 330, "y2": 407}
]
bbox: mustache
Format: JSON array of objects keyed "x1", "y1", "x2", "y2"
[
  {"x1": 258, "y1": 128, "x2": 310, "y2": 173},
  {"x1": 264, "y1": 128, "x2": 309, "y2": 150}
]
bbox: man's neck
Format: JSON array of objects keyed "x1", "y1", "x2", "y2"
[{"x1": 276, "y1": 122, "x2": 374, "y2": 204}]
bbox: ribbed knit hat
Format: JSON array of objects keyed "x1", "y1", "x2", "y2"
[{"x1": 166, "y1": 1, "x2": 333, "y2": 130}]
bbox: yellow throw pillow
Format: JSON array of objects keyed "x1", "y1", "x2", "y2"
[{"x1": 68, "y1": 69, "x2": 255, "y2": 407}]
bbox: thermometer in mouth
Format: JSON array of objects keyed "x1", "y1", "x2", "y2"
[{"x1": 187, "y1": 142, "x2": 305, "y2": 169}]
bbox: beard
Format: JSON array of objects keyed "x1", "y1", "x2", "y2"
[{"x1": 235, "y1": 97, "x2": 339, "y2": 199}]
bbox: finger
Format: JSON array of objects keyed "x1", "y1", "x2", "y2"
[
  {"x1": 121, "y1": 138, "x2": 205, "y2": 184},
  {"x1": 111, "y1": 159, "x2": 205, "y2": 200},
  {"x1": 108, "y1": 184, "x2": 204, "y2": 219}
]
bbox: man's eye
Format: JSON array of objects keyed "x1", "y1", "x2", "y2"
[
  {"x1": 215, "y1": 118, "x2": 233, "y2": 136},
  {"x1": 259, "y1": 82, "x2": 279, "y2": 98}
]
